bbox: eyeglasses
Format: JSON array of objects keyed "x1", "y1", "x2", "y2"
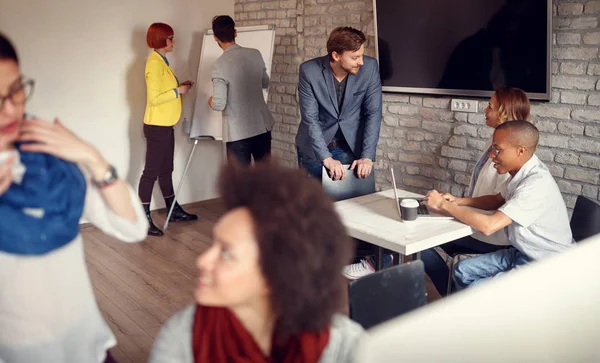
[
  {"x1": 0, "y1": 77, "x2": 35, "y2": 110},
  {"x1": 167, "y1": 36, "x2": 174, "y2": 41},
  {"x1": 490, "y1": 145, "x2": 520, "y2": 156}
]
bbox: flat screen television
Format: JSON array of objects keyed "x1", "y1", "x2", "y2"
[{"x1": 374, "y1": 0, "x2": 552, "y2": 100}]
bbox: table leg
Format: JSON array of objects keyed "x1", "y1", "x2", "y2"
[
  {"x1": 374, "y1": 247, "x2": 383, "y2": 270},
  {"x1": 416, "y1": 251, "x2": 421, "y2": 260},
  {"x1": 398, "y1": 254, "x2": 405, "y2": 264}
]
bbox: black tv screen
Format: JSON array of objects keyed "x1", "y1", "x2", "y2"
[{"x1": 374, "y1": 0, "x2": 552, "y2": 100}]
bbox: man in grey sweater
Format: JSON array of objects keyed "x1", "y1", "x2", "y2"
[{"x1": 208, "y1": 15, "x2": 274, "y2": 165}]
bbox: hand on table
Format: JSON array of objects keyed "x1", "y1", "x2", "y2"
[{"x1": 323, "y1": 157, "x2": 345, "y2": 181}]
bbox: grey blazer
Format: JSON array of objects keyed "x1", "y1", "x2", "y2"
[
  {"x1": 295, "y1": 55, "x2": 383, "y2": 161},
  {"x1": 211, "y1": 44, "x2": 275, "y2": 142},
  {"x1": 148, "y1": 304, "x2": 364, "y2": 363}
]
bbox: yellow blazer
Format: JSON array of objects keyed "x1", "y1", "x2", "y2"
[{"x1": 143, "y1": 51, "x2": 182, "y2": 126}]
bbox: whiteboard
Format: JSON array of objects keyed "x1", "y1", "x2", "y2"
[{"x1": 189, "y1": 25, "x2": 276, "y2": 140}]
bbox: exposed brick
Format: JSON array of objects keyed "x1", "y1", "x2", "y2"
[
  {"x1": 565, "y1": 167, "x2": 599, "y2": 184},
  {"x1": 448, "y1": 136, "x2": 467, "y2": 148},
  {"x1": 382, "y1": 93, "x2": 410, "y2": 103},
  {"x1": 539, "y1": 134, "x2": 570, "y2": 148},
  {"x1": 409, "y1": 96, "x2": 423, "y2": 105},
  {"x1": 583, "y1": 32, "x2": 600, "y2": 45},
  {"x1": 405, "y1": 165, "x2": 420, "y2": 174},
  {"x1": 383, "y1": 115, "x2": 398, "y2": 126},
  {"x1": 558, "y1": 3, "x2": 583, "y2": 15},
  {"x1": 585, "y1": 125, "x2": 600, "y2": 137},
  {"x1": 589, "y1": 63, "x2": 600, "y2": 75},
  {"x1": 388, "y1": 104, "x2": 419, "y2": 115},
  {"x1": 553, "y1": 75, "x2": 597, "y2": 90},
  {"x1": 549, "y1": 165, "x2": 565, "y2": 178},
  {"x1": 569, "y1": 138, "x2": 600, "y2": 153},
  {"x1": 441, "y1": 146, "x2": 478, "y2": 161},
  {"x1": 554, "y1": 47, "x2": 598, "y2": 60},
  {"x1": 467, "y1": 139, "x2": 487, "y2": 151},
  {"x1": 454, "y1": 173, "x2": 471, "y2": 186},
  {"x1": 422, "y1": 120, "x2": 452, "y2": 134},
  {"x1": 422, "y1": 97, "x2": 450, "y2": 109},
  {"x1": 536, "y1": 148, "x2": 555, "y2": 163},
  {"x1": 555, "y1": 152, "x2": 580, "y2": 165},
  {"x1": 454, "y1": 112, "x2": 468, "y2": 122},
  {"x1": 467, "y1": 113, "x2": 486, "y2": 125},
  {"x1": 453, "y1": 124, "x2": 478, "y2": 137},
  {"x1": 560, "y1": 91, "x2": 587, "y2": 104},
  {"x1": 588, "y1": 94, "x2": 600, "y2": 106},
  {"x1": 572, "y1": 109, "x2": 600, "y2": 122},
  {"x1": 419, "y1": 108, "x2": 454, "y2": 121},
  {"x1": 448, "y1": 160, "x2": 468, "y2": 172},
  {"x1": 558, "y1": 121, "x2": 585, "y2": 135},
  {"x1": 533, "y1": 120, "x2": 558, "y2": 133},
  {"x1": 560, "y1": 61, "x2": 587, "y2": 75},
  {"x1": 580, "y1": 155, "x2": 600, "y2": 170},
  {"x1": 405, "y1": 131, "x2": 426, "y2": 141},
  {"x1": 556, "y1": 32, "x2": 581, "y2": 45},
  {"x1": 570, "y1": 17, "x2": 598, "y2": 29},
  {"x1": 398, "y1": 117, "x2": 420, "y2": 128},
  {"x1": 478, "y1": 127, "x2": 494, "y2": 139},
  {"x1": 585, "y1": 1, "x2": 600, "y2": 14},
  {"x1": 402, "y1": 177, "x2": 433, "y2": 189},
  {"x1": 531, "y1": 105, "x2": 571, "y2": 119},
  {"x1": 421, "y1": 167, "x2": 451, "y2": 181},
  {"x1": 583, "y1": 185, "x2": 599, "y2": 200},
  {"x1": 402, "y1": 141, "x2": 422, "y2": 151},
  {"x1": 557, "y1": 180, "x2": 583, "y2": 195},
  {"x1": 403, "y1": 154, "x2": 435, "y2": 165}
]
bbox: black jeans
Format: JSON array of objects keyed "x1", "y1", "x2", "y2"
[
  {"x1": 421, "y1": 236, "x2": 508, "y2": 296},
  {"x1": 138, "y1": 124, "x2": 175, "y2": 204},
  {"x1": 226, "y1": 131, "x2": 271, "y2": 165}
]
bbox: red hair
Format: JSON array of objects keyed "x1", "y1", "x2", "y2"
[{"x1": 146, "y1": 23, "x2": 174, "y2": 49}]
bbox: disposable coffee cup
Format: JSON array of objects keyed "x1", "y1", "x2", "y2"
[{"x1": 400, "y1": 199, "x2": 419, "y2": 222}]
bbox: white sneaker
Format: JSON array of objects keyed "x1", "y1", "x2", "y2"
[{"x1": 343, "y1": 259, "x2": 375, "y2": 280}]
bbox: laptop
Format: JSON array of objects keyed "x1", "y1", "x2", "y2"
[
  {"x1": 321, "y1": 165, "x2": 376, "y2": 201},
  {"x1": 390, "y1": 167, "x2": 454, "y2": 220}
]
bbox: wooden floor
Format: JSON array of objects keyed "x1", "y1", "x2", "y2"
[{"x1": 83, "y1": 198, "x2": 441, "y2": 363}]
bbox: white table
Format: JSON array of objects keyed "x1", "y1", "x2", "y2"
[{"x1": 334, "y1": 189, "x2": 473, "y2": 267}]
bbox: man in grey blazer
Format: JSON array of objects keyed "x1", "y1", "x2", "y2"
[
  {"x1": 296, "y1": 26, "x2": 383, "y2": 181},
  {"x1": 209, "y1": 15, "x2": 274, "y2": 165}
]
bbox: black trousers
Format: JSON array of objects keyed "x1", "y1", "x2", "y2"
[
  {"x1": 226, "y1": 131, "x2": 271, "y2": 165},
  {"x1": 138, "y1": 124, "x2": 175, "y2": 204}
]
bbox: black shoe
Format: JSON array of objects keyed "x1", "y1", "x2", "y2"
[
  {"x1": 165, "y1": 196, "x2": 198, "y2": 222},
  {"x1": 144, "y1": 204, "x2": 164, "y2": 236}
]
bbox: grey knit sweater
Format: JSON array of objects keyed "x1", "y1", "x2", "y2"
[{"x1": 148, "y1": 304, "x2": 364, "y2": 363}]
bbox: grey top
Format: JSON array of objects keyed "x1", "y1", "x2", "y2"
[
  {"x1": 295, "y1": 55, "x2": 383, "y2": 161},
  {"x1": 211, "y1": 44, "x2": 275, "y2": 142},
  {"x1": 148, "y1": 304, "x2": 364, "y2": 363}
]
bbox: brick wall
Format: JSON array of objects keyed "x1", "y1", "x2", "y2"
[{"x1": 234, "y1": 0, "x2": 600, "y2": 211}]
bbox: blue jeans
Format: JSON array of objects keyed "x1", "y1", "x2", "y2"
[
  {"x1": 296, "y1": 141, "x2": 356, "y2": 180},
  {"x1": 454, "y1": 246, "x2": 532, "y2": 290},
  {"x1": 421, "y1": 236, "x2": 507, "y2": 296}
]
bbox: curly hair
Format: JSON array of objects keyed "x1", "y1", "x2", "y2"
[
  {"x1": 495, "y1": 87, "x2": 531, "y2": 125},
  {"x1": 218, "y1": 162, "x2": 353, "y2": 340}
]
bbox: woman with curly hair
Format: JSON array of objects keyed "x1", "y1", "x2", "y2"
[{"x1": 149, "y1": 162, "x2": 362, "y2": 363}]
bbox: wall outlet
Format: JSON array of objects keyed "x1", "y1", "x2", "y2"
[{"x1": 450, "y1": 99, "x2": 478, "y2": 113}]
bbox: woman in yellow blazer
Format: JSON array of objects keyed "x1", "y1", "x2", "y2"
[{"x1": 139, "y1": 22, "x2": 197, "y2": 236}]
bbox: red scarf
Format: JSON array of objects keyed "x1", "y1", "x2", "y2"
[{"x1": 192, "y1": 305, "x2": 330, "y2": 363}]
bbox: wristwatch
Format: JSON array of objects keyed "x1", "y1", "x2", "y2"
[{"x1": 92, "y1": 164, "x2": 118, "y2": 188}]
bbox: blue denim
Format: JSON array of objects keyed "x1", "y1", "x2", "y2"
[
  {"x1": 296, "y1": 142, "x2": 356, "y2": 180},
  {"x1": 421, "y1": 236, "x2": 507, "y2": 296},
  {"x1": 454, "y1": 246, "x2": 532, "y2": 290}
]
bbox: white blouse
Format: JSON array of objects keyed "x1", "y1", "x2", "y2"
[
  {"x1": 468, "y1": 138, "x2": 511, "y2": 246},
  {"x1": 0, "y1": 163, "x2": 148, "y2": 363}
]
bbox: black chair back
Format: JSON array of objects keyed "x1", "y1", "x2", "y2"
[
  {"x1": 570, "y1": 195, "x2": 600, "y2": 242},
  {"x1": 349, "y1": 260, "x2": 427, "y2": 329},
  {"x1": 321, "y1": 165, "x2": 375, "y2": 201}
]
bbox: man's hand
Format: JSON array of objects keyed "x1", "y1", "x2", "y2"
[
  {"x1": 441, "y1": 192, "x2": 459, "y2": 204},
  {"x1": 350, "y1": 158, "x2": 373, "y2": 178},
  {"x1": 423, "y1": 190, "x2": 449, "y2": 212},
  {"x1": 323, "y1": 157, "x2": 345, "y2": 181}
]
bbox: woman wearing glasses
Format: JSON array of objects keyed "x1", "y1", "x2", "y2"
[
  {"x1": 138, "y1": 22, "x2": 197, "y2": 237},
  {"x1": 421, "y1": 87, "x2": 531, "y2": 296},
  {"x1": 0, "y1": 33, "x2": 147, "y2": 362}
]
